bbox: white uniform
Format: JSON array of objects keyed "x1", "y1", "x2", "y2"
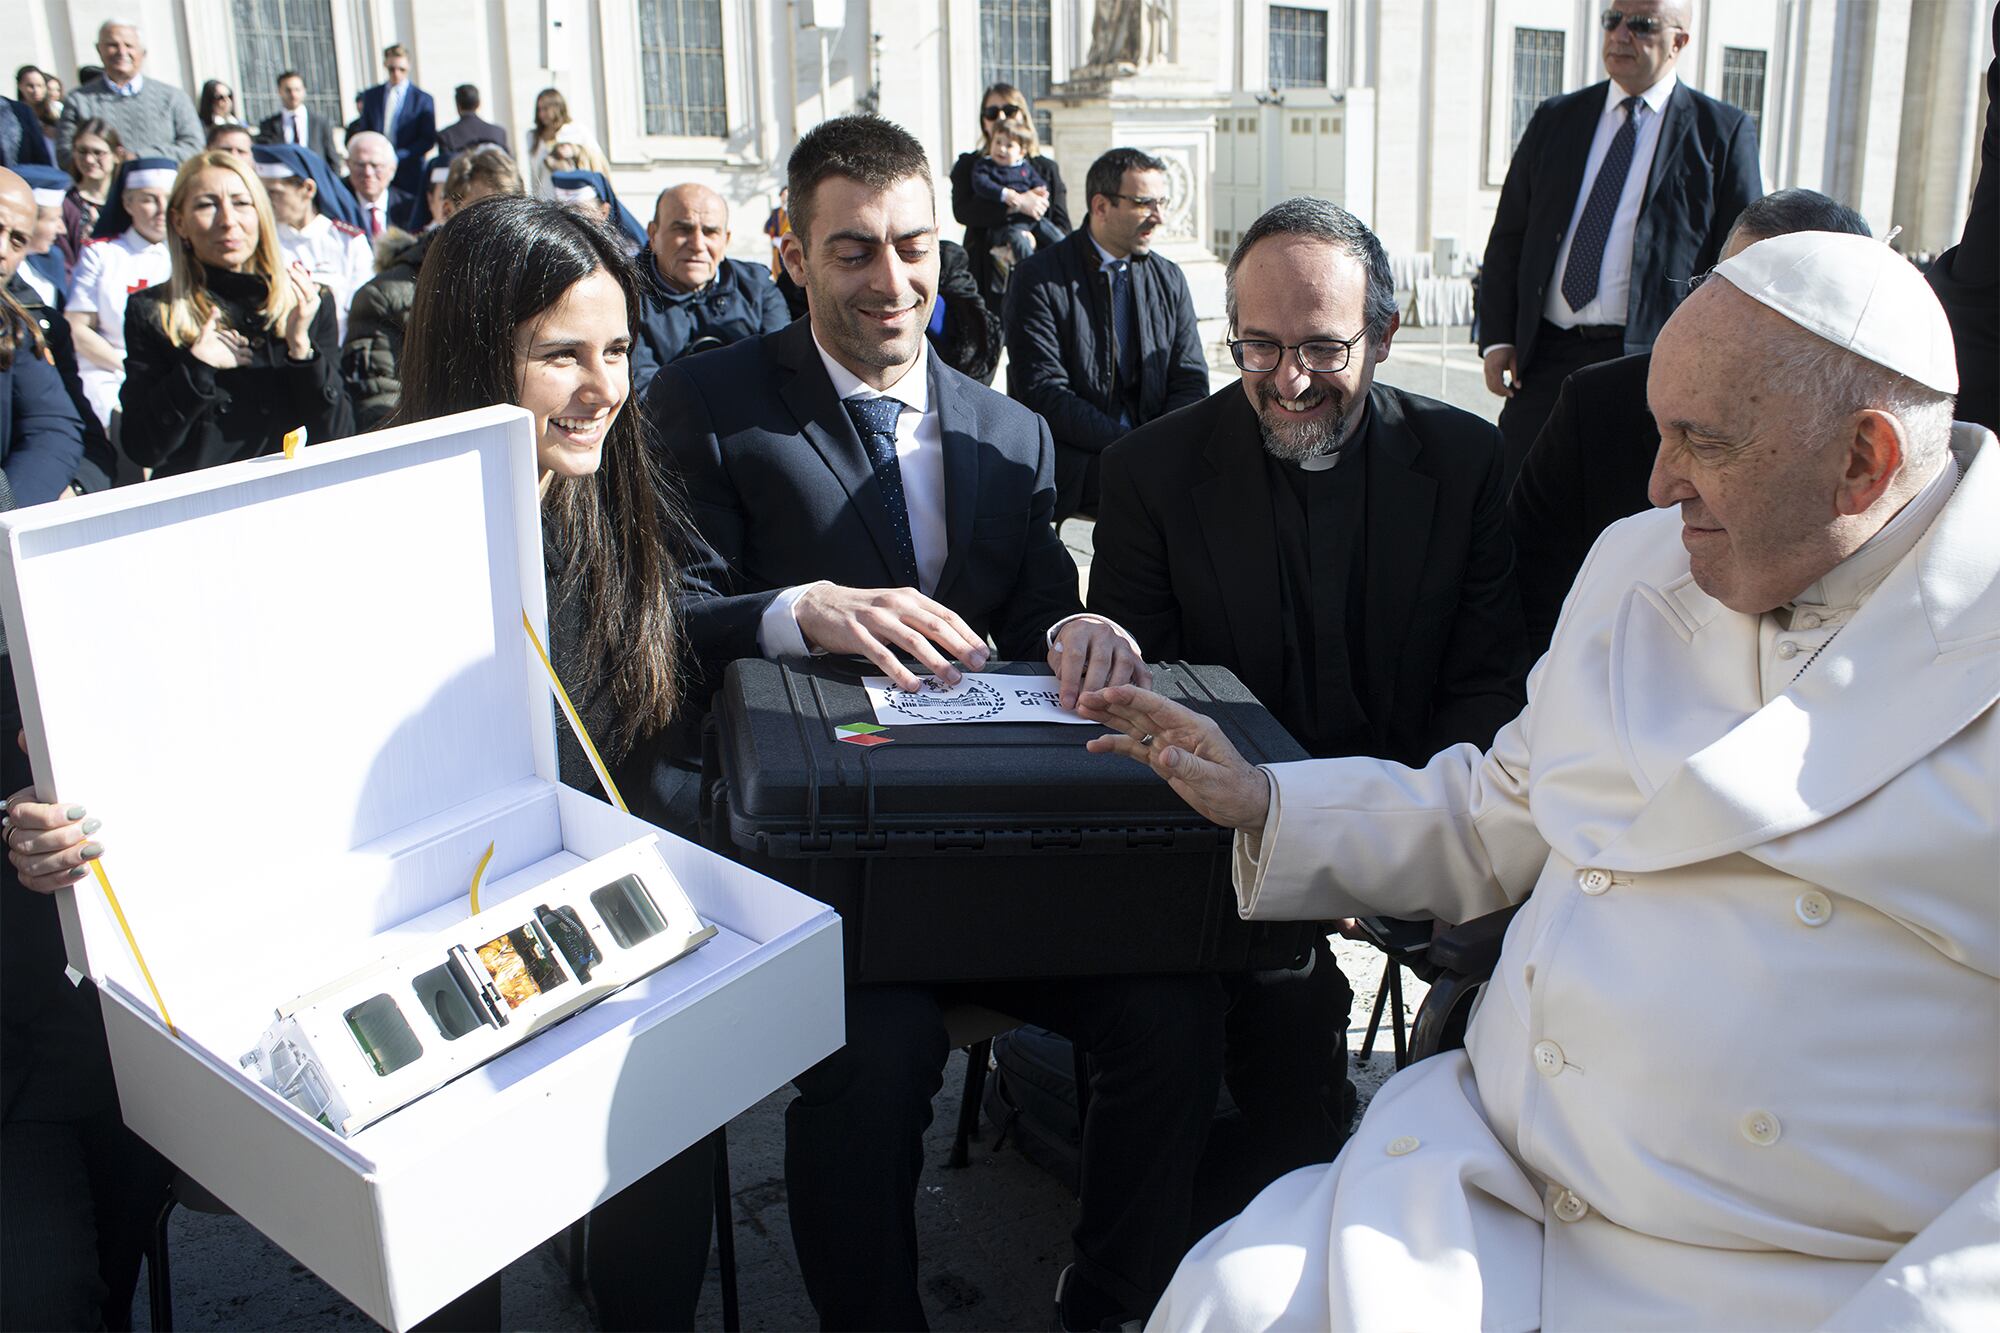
[
  {"x1": 276, "y1": 213, "x2": 374, "y2": 341},
  {"x1": 1153, "y1": 426, "x2": 2000, "y2": 1331},
  {"x1": 66, "y1": 229, "x2": 171, "y2": 429}
]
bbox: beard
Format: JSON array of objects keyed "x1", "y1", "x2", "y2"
[{"x1": 1254, "y1": 378, "x2": 1349, "y2": 463}]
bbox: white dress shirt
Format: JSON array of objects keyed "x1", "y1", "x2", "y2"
[
  {"x1": 1757, "y1": 455, "x2": 1962, "y2": 703},
  {"x1": 758, "y1": 332, "x2": 950, "y2": 658},
  {"x1": 1541, "y1": 73, "x2": 1678, "y2": 329},
  {"x1": 284, "y1": 107, "x2": 308, "y2": 145}
]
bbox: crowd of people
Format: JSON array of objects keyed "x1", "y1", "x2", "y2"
[{"x1": 0, "y1": 3, "x2": 1996, "y2": 1332}]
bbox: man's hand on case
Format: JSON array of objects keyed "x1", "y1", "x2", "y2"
[
  {"x1": 1048, "y1": 616, "x2": 1150, "y2": 711},
  {"x1": 794, "y1": 583, "x2": 988, "y2": 691},
  {"x1": 1077, "y1": 685, "x2": 1271, "y2": 831}
]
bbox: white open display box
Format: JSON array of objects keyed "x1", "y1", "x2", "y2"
[{"x1": 0, "y1": 406, "x2": 844, "y2": 1330}]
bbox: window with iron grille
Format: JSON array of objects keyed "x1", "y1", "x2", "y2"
[
  {"x1": 1720, "y1": 46, "x2": 1767, "y2": 139},
  {"x1": 232, "y1": 0, "x2": 343, "y2": 133},
  {"x1": 1268, "y1": 6, "x2": 1329, "y2": 89},
  {"x1": 1511, "y1": 27, "x2": 1565, "y2": 154},
  {"x1": 980, "y1": 0, "x2": 1053, "y2": 147},
  {"x1": 640, "y1": 0, "x2": 727, "y2": 138}
]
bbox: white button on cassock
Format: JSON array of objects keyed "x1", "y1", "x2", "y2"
[
  {"x1": 1741, "y1": 1111, "x2": 1782, "y2": 1146},
  {"x1": 1795, "y1": 891, "x2": 1833, "y2": 927},
  {"x1": 1533, "y1": 1040, "x2": 1565, "y2": 1077},
  {"x1": 1796, "y1": 612, "x2": 1823, "y2": 629},
  {"x1": 1386, "y1": 1135, "x2": 1419, "y2": 1156},
  {"x1": 1552, "y1": 1189, "x2": 1590, "y2": 1223},
  {"x1": 1577, "y1": 867, "x2": 1613, "y2": 895},
  {"x1": 1777, "y1": 640, "x2": 1801, "y2": 660}
]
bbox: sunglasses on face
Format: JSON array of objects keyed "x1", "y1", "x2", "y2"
[
  {"x1": 1600, "y1": 9, "x2": 1681, "y2": 37},
  {"x1": 982, "y1": 104, "x2": 1025, "y2": 120}
]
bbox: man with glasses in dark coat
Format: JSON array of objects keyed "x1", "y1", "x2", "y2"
[{"x1": 1004, "y1": 146, "x2": 1208, "y2": 520}]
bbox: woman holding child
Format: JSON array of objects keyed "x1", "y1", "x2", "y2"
[{"x1": 949, "y1": 82, "x2": 1070, "y2": 306}]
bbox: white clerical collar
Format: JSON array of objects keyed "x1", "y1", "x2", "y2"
[
  {"x1": 1788, "y1": 452, "x2": 1962, "y2": 614},
  {"x1": 811, "y1": 324, "x2": 930, "y2": 415},
  {"x1": 1606, "y1": 70, "x2": 1676, "y2": 118}
]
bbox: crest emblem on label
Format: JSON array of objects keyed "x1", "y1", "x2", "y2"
[{"x1": 874, "y1": 675, "x2": 1009, "y2": 722}]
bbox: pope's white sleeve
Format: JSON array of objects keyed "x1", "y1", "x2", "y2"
[{"x1": 1817, "y1": 1170, "x2": 2000, "y2": 1330}]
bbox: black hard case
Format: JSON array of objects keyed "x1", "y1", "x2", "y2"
[{"x1": 702, "y1": 659, "x2": 1319, "y2": 983}]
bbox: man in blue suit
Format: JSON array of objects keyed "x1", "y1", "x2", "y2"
[
  {"x1": 355, "y1": 44, "x2": 435, "y2": 200},
  {"x1": 1478, "y1": 0, "x2": 1761, "y2": 483},
  {"x1": 649, "y1": 115, "x2": 1221, "y2": 1332}
]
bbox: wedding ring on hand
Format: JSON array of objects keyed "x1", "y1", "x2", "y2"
[{"x1": 1139, "y1": 733, "x2": 1155, "y2": 747}]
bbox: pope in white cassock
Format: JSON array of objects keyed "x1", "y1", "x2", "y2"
[{"x1": 1078, "y1": 230, "x2": 2000, "y2": 1330}]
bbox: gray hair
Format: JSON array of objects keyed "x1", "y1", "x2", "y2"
[
  {"x1": 1729, "y1": 188, "x2": 1871, "y2": 247},
  {"x1": 345, "y1": 130, "x2": 395, "y2": 161},
  {"x1": 1224, "y1": 196, "x2": 1395, "y2": 339},
  {"x1": 97, "y1": 18, "x2": 142, "y2": 42},
  {"x1": 1764, "y1": 321, "x2": 1955, "y2": 478}
]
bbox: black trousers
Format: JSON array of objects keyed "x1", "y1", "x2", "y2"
[
  {"x1": 786, "y1": 975, "x2": 1225, "y2": 1330},
  {"x1": 1498, "y1": 324, "x2": 1632, "y2": 489},
  {"x1": 1194, "y1": 936, "x2": 1354, "y2": 1238},
  {"x1": 0, "y1": 1107, "x2": 172, "y2": 1332}
]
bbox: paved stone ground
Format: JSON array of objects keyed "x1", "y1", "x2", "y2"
[
  {"x1": 143, "y1": 333, "x2": 1480, "y2": 1330},
  {"x1": 140, "y1": 943, "x2": 1428, "y2": 1332}
]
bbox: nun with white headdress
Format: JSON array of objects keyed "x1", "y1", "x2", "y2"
[
  {"x1": 63, "y1": 155, "x2": 175, "y2": 429},
  {"x1": 1079, "y1": 228, "x2": 2000, "y2": 1331},
  {"x1": 252, "y1": 143, "x2": 374, "y2": 340},
  {"x1": 548, "y1": 168, "x2": 645, "y2": 259}
]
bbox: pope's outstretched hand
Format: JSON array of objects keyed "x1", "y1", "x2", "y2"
[{"x1": 1078, "y1": 685, "x2": 1272, "y2": 831}]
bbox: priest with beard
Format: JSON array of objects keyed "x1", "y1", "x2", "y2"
[{"x1": 1086, "y1": 196, "x2": 1526, "y2": 1225}]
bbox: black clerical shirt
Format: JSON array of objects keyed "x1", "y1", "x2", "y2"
[{"x1": 1264, "y1": 408, "x2": 1376, "y2": 757}]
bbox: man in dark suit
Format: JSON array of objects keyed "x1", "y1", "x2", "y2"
[
  {"x1": 433, "y1": 83, "x2": 508, "y2": 158},
  {"x1": 342, "y1": 131, "x2": 409, "y2": 240},
  {"x1": 257, "y1": 70, "x2": 339, "y2": 167},
  {"x1": 650, "y1": 114, "x2": 1219, "y2": 1333},
  {"x1": 355, "y1": 44, "x2": 435, "y2": 200},
  {"x1": 1509, "y1": 188, "x2": 1872, "y2": 655},
  {"x1": 1005, "y1": 146, "x2": 1209, "y2": 521},
  {"x1": 1479, "y1": 0, "x2": 1761, "y2": 482},
  {"x1": 1089, "y1": 199, "x2": 1525, "y2": 1220}
]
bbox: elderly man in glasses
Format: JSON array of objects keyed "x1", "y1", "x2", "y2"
[
  {"x1": 1004, "y1": 145, "x2": 1210, "y2": 520},
  {"x1": 1479, "y1": 0, "x2": 1762, "y2": 486},
  {"x1": 1087, "y1": 197, "x2": 1526, "y2": 1226}
]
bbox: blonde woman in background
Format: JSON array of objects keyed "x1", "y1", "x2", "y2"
[{"x1": 118, "y1": 150, "x2": 351, "y2": 476}]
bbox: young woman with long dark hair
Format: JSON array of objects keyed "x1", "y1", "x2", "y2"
[{"x1": 389, "y1": 193, "x2": 709, "y2": 1332}]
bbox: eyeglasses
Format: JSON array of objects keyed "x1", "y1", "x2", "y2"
[
  {"x1": 982, "y1": 104, "x2": 1024, "y2": 120},
  {"x1": 1108, "y1": 192, "x2": 1171, "y2": 213},
  {"x1": 1228, "y1": 333, "x2": 1364, "y2": 375},
  {"x1": 1600, "y1": 9, "x2": 1683, "y2": 37}
]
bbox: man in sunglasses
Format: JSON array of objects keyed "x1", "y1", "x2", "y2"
[
  {"x1": 1479, "y1": 0, "x2": 1761, "y2": 485},
  {"x1": 1004, "y1": 145, "x2": 1210, "y2": 520},
  {"x1": 1087, "y1": 196, "x2": 1526, "y2": 1223}
]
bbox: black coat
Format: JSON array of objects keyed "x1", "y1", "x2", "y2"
[
  {"x1": 648, "y1": 316, "x2": 1082, "y2": 706},
  {"x1": 7, "y1": 274, "x2": 117, "y2": 491},
  {"x1": 630, "y1": 255, "x2": 792, "y2": 394},
  {"x1": 950, "y1": 150, "x2": 1070, "y2": 302},
  {"x1": 1004, "y1": 226, "x2": 1210, "y2": 518},
  {"x1": 1925, "y1": 12, "x2": 1997, "y2": 434},
  {"x1": 1480, "y1": 80, "x2": 1761, "y2": 370},
  {"x1": 434, "y1": 113, "x2": 510, "y2": 158},
  {"x1": 1509, "y1": 351, "x2": 1657, "y2": 657},
  {"x1": 930, "y1": 239, "x2": 1003, "y2": 385},
  {"x1": 256, "y1": 109, "x2": 340, "y2": 163},
  {"x1": 120, "y1": 269, "x2": 353, "y2": 476},
  {"x1": 1088, "y1": 382, "x2": 1526, "y2": 766}
]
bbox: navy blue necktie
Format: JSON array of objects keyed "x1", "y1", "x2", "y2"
[
  {"x1": 1560, "y1": 96, "x2": 1643, "y2": 313},
  {"x1": 1109, "y1": 259, "x2": 1139, "y2": 391},
  {"x1": 842, "y1": 396, "x2": 919, "y2": 586}
]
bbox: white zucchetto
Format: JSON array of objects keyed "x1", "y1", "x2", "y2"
[{"x1": 1712, "y1": 231, "x2": 1959, "y2": 395}]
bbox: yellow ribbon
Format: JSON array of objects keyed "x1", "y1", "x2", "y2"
[
  {"x1": 520, "y1": 610, "x2": 628, "y2": 813},
  {"x1": 467, "y1": 840, "x2": 495, "y2": 915},
  {"x1": 282, "y1": 427, "x2": 307, "y2": 460},
  {"x1": 89, "y1": 858, "x2": 176, "y2": 1036}
]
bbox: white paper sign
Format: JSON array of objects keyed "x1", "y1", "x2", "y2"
[{"x1": 864, "y1": 671, "x2": 1095, "y2": 725}]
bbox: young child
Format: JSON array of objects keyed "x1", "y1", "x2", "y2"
[{"x1": 971, "y1": 120, "x2": 1065, "y2": 280}]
